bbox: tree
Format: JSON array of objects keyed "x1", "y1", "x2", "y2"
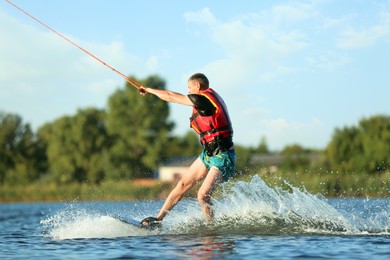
[
  {"x1": 255, "y1": 136, "x2": 269, "y2": 154},
  {"x1": 326, "y1": 126, "x2": 362, "y2": 172},
  {"x1": 359, "y1": 115, "x2": 390, "y2": 173},
  {"x1": 325, "y1": 114, "x2": 390, "y2": 173},
  {"x1": 41, "y1": 108, "x2": 109, "y2": 184},
  {"x1": 0, "y1": 112, "x2": 43, "y2": 184},
  {"x1": 234, "y1": 144, "x2": 254, "y2": 175},
  {"x1": 164, "y1": 131, "x2": 201, "y2": 158},
  {"x1": 106, "y1": 75, "x2": 174, "y2": 179},
  {"x1": 280, "y1": 144, "x2": 311, "y2": 170},
  {"x1": 71, "y1": 107, "x2": 110, "y2": 183}
]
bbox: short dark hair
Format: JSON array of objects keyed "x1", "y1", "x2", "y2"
[{"x1": 188, "y1": 73, "x2": 209, "y2": 89}]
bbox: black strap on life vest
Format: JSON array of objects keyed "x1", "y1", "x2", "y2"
[
  {"x1": 199, "y1": 125, "x2": 233, "y2": 140},
  {"x1": 203, "y1": 136, "x2": 234, "y2": 156},
  {"x1": 189, "y1": 111, "x2": 200, "y2": 122}
]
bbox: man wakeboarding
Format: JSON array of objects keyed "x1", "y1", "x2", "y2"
[{"x1": 138, "y1": 73, "x2": 236, "y2": 228}]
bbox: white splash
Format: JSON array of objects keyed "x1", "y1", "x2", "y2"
[
  {"x1": 41, "y1": 207, "x2": 149, "y2": 240},
  {"x1": 164, "y1": 175, "x2": 389, "y2": 235},
  {"x1": 41, "y1": 175, "x2": 389, "y2": 239}
]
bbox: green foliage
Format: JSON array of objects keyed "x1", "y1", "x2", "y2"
[
  {"x1": 234, "y1": 136, "x2": 270, "y2": 176},
  {"x1": 280, "y1": 144, "x2": 312, "y2": 170},
  {"x1": 255, "y1": 136, "x2": 269, "y2": 154},
  {"x1": 1, "y1": 74, "x2": 389, "y2": 200},
  {"x1": 234, "y1": 144, "x2": 255, "y2": 175},
  {"x1": 106, "y1": 75, "x2": 173, "y2": 179},
  {"x1": 40, "y1": 108, "x2": 109, "y2": 184},
  {"x1": 164, "y1": 131, "x2": 201, "y2": 158},
  {"x1": 0, "y1": 112, "x2": 45, "y2": 185},
  {"x1": 325, "y1": 115, "x2": 390, "y2": 173},
  {"x1": 0, "y1": 180, "x2": 173, "y2": 202}
]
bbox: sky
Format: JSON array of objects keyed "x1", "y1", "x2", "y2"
[{"x1": 1, "y1": 0, "x2": 389, "y2": 151}]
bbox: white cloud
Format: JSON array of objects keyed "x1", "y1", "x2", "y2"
[
  {"x1": 145, "y1": 50, "x2": 169, "y2": 71},
  {"x1": 322, "y1": 16, "x2": 351, "y2": 29},
  {"x1": 0, "y1": 12, "x2": 140, "y2": 128},
  {"x1": 145, "y1": 55, "x2": 159, "y2": 71},
  {"x1": 229, "y1": 98, "x2": 330, "y2": 149},
  {"x1": 263, "y1": 117, "x2": 327, "y2": 149},
  {"x1": 259, "y1": 65, "x2": 296, "y2": 82},
  {"x1": 242, "y1": 107, "x2": 272, "y2": 118},
  {"x1": 306, "y1": 51, "x2": 350, "y2": 71},
  {"x1": 337, "y1": 11, "x2": 390, "y2": 49},
  {"x1": 181, "y1": 2, "x2": 390, "y2": 149},
  {"x1": 226, "y1": 90, "x2": 329, "y2": 149},
  {"x1": 87, "y1": 78, "x2": 121, "y2": 95},
  {"x1": 270, "y1": 2, "x2": 318, "y2": 24},
  {"x1": 3, "y1": 0, "x2": 388, "y2": 151},
  {"x1": 184, "y1": 7, "x2": 217, "y2": 26},
  {"x1": 181, "y1": 5, "x2": 336, "y2": 149},
  {"x1": 184, "y1": 6, "x2": 311, "y2": 92}
]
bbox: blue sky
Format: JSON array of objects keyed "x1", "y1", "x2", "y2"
[{"x1": 1, "y1": 0, "x2": 389, "y2": 150}]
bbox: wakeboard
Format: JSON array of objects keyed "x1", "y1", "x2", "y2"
[
  {"x1": 111, "y1": 215, "x2": 161, "y2": 229},
  {"x1": 112, "y1": 215, "x2": 141, "y2": 226}
]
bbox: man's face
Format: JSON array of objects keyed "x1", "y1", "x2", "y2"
[{"x1": 187, "y1": 80, "x2": 200, "y2": 94}]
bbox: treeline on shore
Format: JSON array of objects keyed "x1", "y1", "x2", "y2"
[
  {"x1": 1, "y1": 75, "x2": 389, "y2": 201},
  {"x1": 0, "y1": 171, "x2": 388, "y2": 202}
]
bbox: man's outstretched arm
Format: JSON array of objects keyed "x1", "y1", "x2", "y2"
[{"x1": 139, "y1": 87, "x2": 193, "y2": 106}]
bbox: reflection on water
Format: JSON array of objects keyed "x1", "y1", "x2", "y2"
[{"x1": 169, "y1": 235, "x2": 236, "y2": 259}]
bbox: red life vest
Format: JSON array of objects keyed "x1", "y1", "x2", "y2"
[{"x1": 189, "y1": 88, "x2": 233, "y2": 145}]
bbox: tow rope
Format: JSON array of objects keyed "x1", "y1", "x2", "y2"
[{"x1": 4, "y1": 0, "x2": 142, "y2": 90}]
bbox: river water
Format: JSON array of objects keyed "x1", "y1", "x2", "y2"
[{"x1": 1, "y1": 176, "x2": 389, "y2": 259}]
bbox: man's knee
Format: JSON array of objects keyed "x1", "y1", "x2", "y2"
[{"x1": 176, "y1": 178, "x2": 194, "y2": 194}]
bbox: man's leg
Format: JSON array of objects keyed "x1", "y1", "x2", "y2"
[
  {"x1": 156, "y1": 157, "x2": 208, "y2": 220},
  {"x1": 197, "y1": 166, "x2": 222, "y2": 221}
]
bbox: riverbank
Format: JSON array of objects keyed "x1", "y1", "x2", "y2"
[
  {"x1": 0, "y1": 172, "x2": 388, "y2": 202},
  {"x1": 0, "y1": 180, "x2": 173, "y2": 202}
]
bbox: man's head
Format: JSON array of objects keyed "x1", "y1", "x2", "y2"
[{"x1": 188, "y1": 73, "x2": 209, "y2": 94}]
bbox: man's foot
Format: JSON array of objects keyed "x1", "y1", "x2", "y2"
[{"x1": 140, "y1": 217, "x2": 161, "y2": 229}]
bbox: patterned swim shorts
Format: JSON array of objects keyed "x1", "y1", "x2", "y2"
[{"x1": 199, "y1": 148, "x2": 236, "y2": 182}]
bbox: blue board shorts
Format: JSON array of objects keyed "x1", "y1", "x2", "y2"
[{"x1": 199, "y1": 149, "x2": 236, "y2": 182}]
